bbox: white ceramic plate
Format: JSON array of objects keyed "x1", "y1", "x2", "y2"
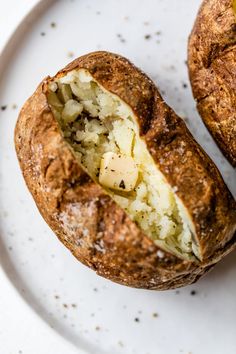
[{"x1": 0, "y1": 1, "x2": 236, "y2": 353}]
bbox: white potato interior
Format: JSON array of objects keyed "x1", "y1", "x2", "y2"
[{"x1": 47, "y1": 69, "x2": 199, "y2": 260}]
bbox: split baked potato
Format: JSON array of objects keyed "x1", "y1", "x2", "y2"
[
  {"x1": 188, "y1": 0, "x2": 236, "y2": 166},
  {"x1": 15, "y1": 52, "x2": 236, "y2": 290}
]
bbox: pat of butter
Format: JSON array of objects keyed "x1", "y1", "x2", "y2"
[{"x1": 99, "y1": 152, "x2": 138, "y2": 192}]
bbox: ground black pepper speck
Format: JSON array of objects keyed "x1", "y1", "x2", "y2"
[
  {"x1": 190, "y1": 290, "x2": 197, "y2": 296},
  {"x1": 119, "y1": 180, "x2": 126, "y2": 189},
  {"x1": 117, "y1": 34, "x2": 126, "y2": 43}
]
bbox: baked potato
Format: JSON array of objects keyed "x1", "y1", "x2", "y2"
[
  {"x1": 15, "y1": 52, "x2": 236, "y2": 290},
  {"x1": 188, "y1": 0, "x2": 236, "y2": 166}
]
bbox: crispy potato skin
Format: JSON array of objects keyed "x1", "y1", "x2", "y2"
[
  {"x1": 15, "y1": 51, "x2": 236, "y2": 290},
  {"x1": 188, "y1": 0, "x2": 236, "y2": 166}
]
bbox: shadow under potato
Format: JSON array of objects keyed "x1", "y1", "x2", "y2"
[{"x1": 197, "y1": 248, "x2": 236, "y2": 286}]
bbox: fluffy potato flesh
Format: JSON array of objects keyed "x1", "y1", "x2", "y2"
[{"x1": 47, "y1": 69, "x2": 200, "y2": 261}]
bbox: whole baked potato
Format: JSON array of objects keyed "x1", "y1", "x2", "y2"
[
  {"x1": 15, "y1": 52, "x2": 236, "y2": 290},
  {"x1": 188, "y1": 0, "x2": 236, "y2": 166}
]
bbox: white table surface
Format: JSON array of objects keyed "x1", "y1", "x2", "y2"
[
  {"x1": 0, "y1": 1, "x2": 83, "y2": 353},
  {"x1": 0, "y1": 0, "x2": 37, "y2": 50}
]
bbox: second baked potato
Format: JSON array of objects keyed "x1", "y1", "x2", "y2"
[{"x1": 188, "y1": 0, "x2": 236, "y2": 166}]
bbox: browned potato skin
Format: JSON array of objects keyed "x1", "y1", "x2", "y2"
[
  {"x1": 15, "y1": 52, "x2": 236, "y2": 290},
  {"x1": 188, "y1": 0, "x2": 236, "y2": 166}
]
